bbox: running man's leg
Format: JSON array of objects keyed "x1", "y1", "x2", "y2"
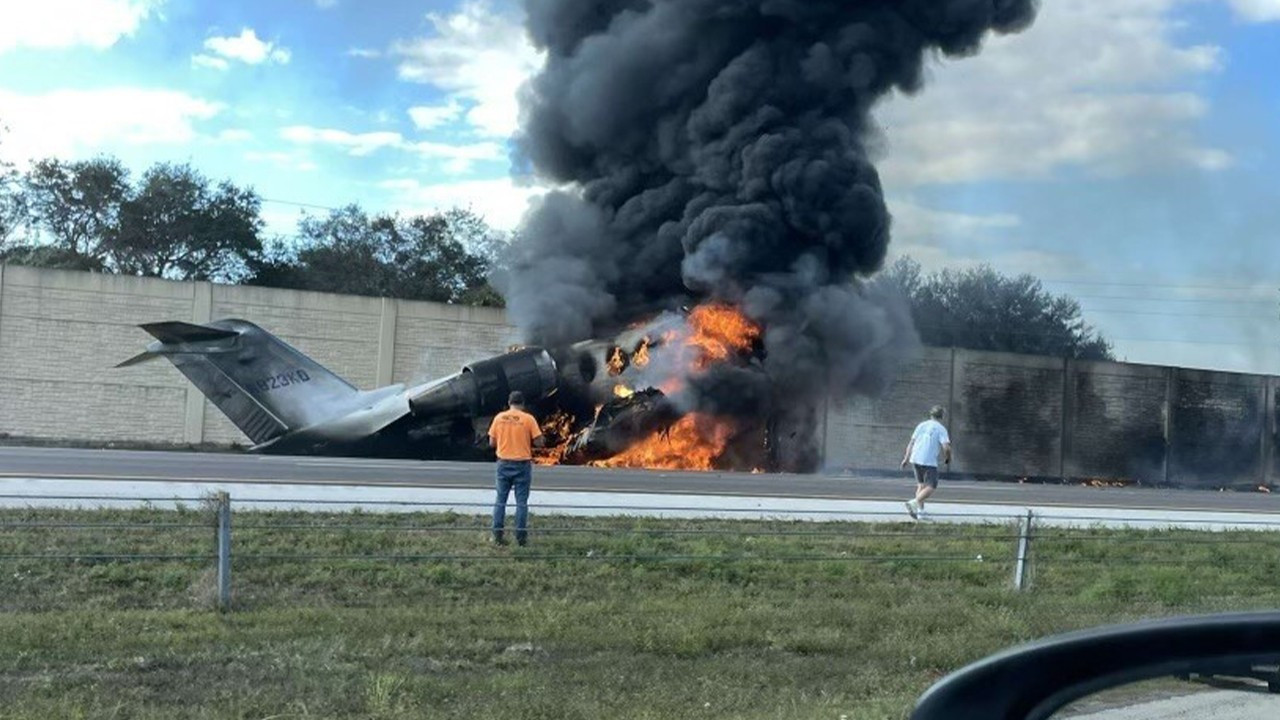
[
  {"x1": 906, "y1": 465, "x2": 927, "y2": 519},
  {"x1": 914, "y1": 466, "x2": 939, "y2": 511}
]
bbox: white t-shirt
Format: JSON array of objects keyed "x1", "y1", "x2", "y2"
[{"x1": 909, "y1": 419, "x2": 951, "y2": 468}]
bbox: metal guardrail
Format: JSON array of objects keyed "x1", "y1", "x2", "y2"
[{"x1": 2, "y1": 493, "x2": 1279, "y2": 612}]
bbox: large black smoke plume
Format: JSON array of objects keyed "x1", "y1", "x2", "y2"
[{"x1": 502, "y1": 0, "x2": 1039, "y2": 469}]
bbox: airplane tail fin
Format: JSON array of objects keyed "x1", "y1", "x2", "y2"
[{"x1": 121, "y1": 319, "x2": 360, "y2": 445}]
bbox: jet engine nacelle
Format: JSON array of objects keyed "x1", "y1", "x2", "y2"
[{"x1": 408, "y1": 347, "x2": 558, "y2": 420}]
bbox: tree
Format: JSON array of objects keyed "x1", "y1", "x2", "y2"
[
  {"x1": 18, "y1": 157, "x2": 129, "y2": 270},
  {"x1": 6, "y1": 156, "x2": 263, "y2": 281},
  {"x1": 3, "y1": 148, "x2": 504, "y2": 303},
  {"x1": 109, "y1": 163, "x2": 263, "y2": 282},
  {"x1": 251, "y1": 205, "x2": 504, "y2": 306},
  {"x1": 447, "y1": 207, "x2": 509, "y2": 306},
  {"x1": 882, "y1": 256, "x2": 1113, "y2": 360},
  {"x1": 0, "y1": 125, "x2": 22, "y2": 248},
  {"x1": 252, "y1": 206, "x2": 397, "y2": 296}
]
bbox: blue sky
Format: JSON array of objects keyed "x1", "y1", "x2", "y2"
[{"x1": 1, "y1": 0, "x2": 1278, "y2": 374}]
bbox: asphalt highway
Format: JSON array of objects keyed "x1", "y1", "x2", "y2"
[{"x1": 1, "y1": 446, "x2": 1278, "y2": 514}]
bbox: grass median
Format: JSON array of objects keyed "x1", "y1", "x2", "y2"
[{"x1": 1, "y1": 505, "x2": 1279, "y2": 719}]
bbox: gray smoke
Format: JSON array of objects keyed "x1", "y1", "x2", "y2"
[{"x1": 502, "y1": 0, "x2": 1039, "y2": 465}]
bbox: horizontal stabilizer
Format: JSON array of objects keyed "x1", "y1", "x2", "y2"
[
  {"x1": 139, "y1": 321, "x2": 240, "y2": 345},
  {"x1": 114, "y1": 351, "x2": 159, "y2": 369}
]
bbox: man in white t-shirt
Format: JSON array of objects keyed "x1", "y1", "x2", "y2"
[{"x1": 901, "y1": 405, "x2": 952, "y2": 520}]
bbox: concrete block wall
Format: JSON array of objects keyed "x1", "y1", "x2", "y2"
[
  {"x1": 0, "y1": 265, "x2": 194, "y2": 443},
  {"x1": 392, "y1": 301, "x2": 515, "y2": 386},
  {"x1": 1063, "y1": 360, "x2": 1168, "y2": 483},
  {"x1": 0, "y1": 265, "x2": 517, "y2": 448},
  {"x1": 825, "y1": 347, "x2": 954, "y2": 471},
  {"x1": 0, "y1": 264, "x2": 1275, "y2": 488},
  {"x1": 824, "y1": 347, "x2": 1278, "y2": 489},
  {"x1": 1270, "y1": 377, "x2": 1279, "y2": 487},
  {"x1": 951, "y1": 350, "x2": 1066, "y2": 478},
  {"x1": 1168, "y1": 367, "x2": 1268, "y2": 488}
]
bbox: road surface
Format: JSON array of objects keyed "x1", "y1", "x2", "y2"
[
  {"x1": 3, "y1": 447, "x2": 1280, "y2": 529},
  {"x1": 1, "y1": 446, "x2": 1277, "y2": 512}
]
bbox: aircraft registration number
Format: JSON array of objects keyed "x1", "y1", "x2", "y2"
[{"x1": 250, "y1": 370, "x2": 312, "y2": 393}]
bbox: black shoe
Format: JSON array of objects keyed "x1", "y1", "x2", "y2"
[
  {"x1": 515, "y1": 533, "x2": 528, "y2": 547},
  {"x1": 491, "y1": 533, "x2": 508, "y2": 546}
]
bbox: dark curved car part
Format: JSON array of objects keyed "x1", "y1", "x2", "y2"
[{"x1": 911, "y1": 611, "x2": 1280, "y2": 720}]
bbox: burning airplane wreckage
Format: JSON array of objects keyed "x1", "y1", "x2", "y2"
[
  {"x1": 122, "y1": 0, "x2": 1041, "y2": 473},
  {"x1": 118, "y1": 305, "x2": 777, "y2": 470}
]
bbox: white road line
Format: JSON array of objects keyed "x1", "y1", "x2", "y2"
[{"x1": 3, "y1": 478, "x2": 1280, "y2": 531}]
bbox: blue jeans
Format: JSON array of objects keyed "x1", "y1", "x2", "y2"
[{"x1": 492, "y1": 460, "x2": 532, "y2": 540}]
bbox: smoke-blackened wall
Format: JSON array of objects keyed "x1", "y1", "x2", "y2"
[
  {"x1": 953, "y1": 351, "x2": 1064, "y2": 478},
  {"x1": 1064, "y1": 361, "x2": 1167, "y2": 483},
  {"x1": 503, "y1": 1, "x2": 1039, "y2": 465},
  {"x1": 826, "y1": 350, "x2": 1279, "y2": 490},
  {"x1": 1169, "y1": 368, "x2": 1266, "y2": 488},
  {"x1": 1271, "y1": 378, "x2": 1280, "y2": 485}
]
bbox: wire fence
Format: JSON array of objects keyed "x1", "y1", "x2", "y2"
[{"x1": 2, "y1": 492, "x2": 1280, "y2": 615}]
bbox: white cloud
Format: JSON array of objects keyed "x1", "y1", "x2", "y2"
[
  {"x1": 884, "y1": 198, "x2": 1043, "y2": 276},
  {"x1": 346, "y1": 47, "x2": 381, "y2": 59},
  {"x1": 193, "y1": 28, "x2": 290, "y2": 70},
  {"x1": 875, "y1": 0, "x2": 1232, "y2": 188},
  {"x1": 408, "y1": 100, "x2": 464, "y2": 131},
  {"x1": 890, "y1": 244, "x2": 1087, "y2": 281},
  {"x1": 280, "y1": 126, "x2": 402, "y2": 156},
  {"x1": 889, "y1": 198, "x2": 1021, "y2": 244},
  {"x1": 0, "y1": 0, "x2": 162, "y2": 53},
  {"x1": 408, "y1": 140, "x2": 503, "y2": 173},
  {"x1": 378, "y1": 177, "x2": 546, "y2": 231},
  {"x1": 0, "y1": 88, "x2": 220, "y2": 163},
  {"x1": 280, "y1": 125, "x2": 502, "y2": 172},
  {"x1": 244, "y1": 150, "x2": 317, "y2": 173},
  {"x1": 1227, "y1": 0, "x2": 1280, "y2": 22},
  {"x1": 391, "y1": 1, "x2": 543, "y2": 138}
]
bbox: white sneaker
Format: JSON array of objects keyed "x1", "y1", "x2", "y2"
[{"x1": 905, "y1": 500, "x2": 918, "y2": 520}]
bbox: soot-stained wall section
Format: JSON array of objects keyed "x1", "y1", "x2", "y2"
[{"x1": 827, "y1": 350, "x2": 1278, "y2": 490}]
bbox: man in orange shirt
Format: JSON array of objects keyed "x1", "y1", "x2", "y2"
[{"x1": 488, "y1": 391, "x2": 545, "y2": 546}]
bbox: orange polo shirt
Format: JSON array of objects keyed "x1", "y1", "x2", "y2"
[{"x1": 488, "y1": 409, "x2": 543, "y2": 461}]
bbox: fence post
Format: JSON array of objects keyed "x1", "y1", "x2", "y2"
[
  {"x1": 216, "y1": 492, "x2": 231, "y2": 612},
  {"x1": 1013, "y1": 509, "x2": 1033, "y2": 591}
]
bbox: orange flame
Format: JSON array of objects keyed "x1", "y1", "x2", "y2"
[
  {"x1": 589, "y1": 414, "x2": 734, "y2": 471},
  {"x1": 686, "y1": 304, "x2": 761, "y2": 369},
  {"x1": 537, "y1": 304, "x2": 763, "y2": 471},
  {"x1": 607, "y1": 346, "x2": 626, "y2": 376},
  {"x1": 533, "y1": 409, "x2": 577, "y2": 466},
  {"x1": 633, "y1": 337, "x2": 652, "y2": 368}
]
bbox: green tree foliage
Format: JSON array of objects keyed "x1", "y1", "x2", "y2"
[
  {"x1": 5, "y1": 156, "x2": 263, "y2": 282},
  {"x1": 251, "y1": 205, "x2": 505, "y2": 306},
  {"x1": 1, "y1": 146, "x2": 504, "y2": 305},
  {"x1": 0, "y1": 127, "x2": 22, "y2": 248},
  {"x1": 882, "y1": 256, "x2": 1113, "y2": 360},
  {"x1": 17, "y1": 157, "x2": 129, "y2": 271},
  {"x1": 110, "y1": 163, "x2": 263, "y2": 281}
]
